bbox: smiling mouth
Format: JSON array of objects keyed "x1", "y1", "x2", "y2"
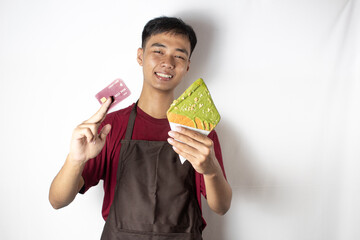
[{"x1": 155, "y1": 72, "x2": 173, "y2": 80}]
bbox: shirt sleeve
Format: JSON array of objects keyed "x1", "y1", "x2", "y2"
[
  {"x1": 79, "y1": 156, "x2": 105, "y2": 194},
  {"x1": 200, "y1": 130, "x2": 227, "y2": 198}
]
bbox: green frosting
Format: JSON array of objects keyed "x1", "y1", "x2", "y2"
[{"x1": 167, "y1": 78, "x2": 221, "y2": 129}]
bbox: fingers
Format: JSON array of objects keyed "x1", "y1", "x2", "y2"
[
  {"x1": 168, "y1": 127, "x2": 213, "y2": 150},
  {"x1": 168, "y1": 138, "x2": 197, "y2": 160},
  {"x1": 176, "y1": 127, "x2": 212, "y2": 145},
  {"x1": 168, "y1": 126, "x2": 218, "y2": 175},
  {"x1": 74, "y1": 125, "x2": 96, "y2": 143},
  {"x1": 99, "y1": 124, "x2": 111, "y2": 141},
  {"x1": 86, "y1": 97, "x2": 113, "y2": 124},
  {"x1": 74, "y1": 122, "x2": 102, "y2": 143},
  {"x1": 167, "y1": 127, "x2": 213, "y2": 160},
  {"x1": 74, "y1": 123, "x2": 111, "y2": 144},
  {"x1": 81, "y1": 123, "x2": 111, "y2": 141}
]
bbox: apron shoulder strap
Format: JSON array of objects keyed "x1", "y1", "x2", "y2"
[{"x1": 124, "y1": 101, "x2": 138, "y2": 140}]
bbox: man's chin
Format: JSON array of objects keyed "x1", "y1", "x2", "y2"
[{"x1": 153, "y1": 80, "x2": 181, "y2": 91}]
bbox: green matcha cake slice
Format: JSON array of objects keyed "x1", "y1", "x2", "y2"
[{"x1": 167, "y1": 78, "x2": 221, "y2": 131}]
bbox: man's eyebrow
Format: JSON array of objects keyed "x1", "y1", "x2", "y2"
[
  {"x1": 150, "y1": 43, "x2": 189, "y2": 56},
  {"x1": 151, "y1": 43, "x2": 166, "y2": 48}
]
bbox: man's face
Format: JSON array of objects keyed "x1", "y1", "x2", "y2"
[{"x1": 137, "y1": 32, "x2": 191, "y2": 93}]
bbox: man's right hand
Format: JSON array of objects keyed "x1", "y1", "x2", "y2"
[
  {"x1": 68, "y1": 97, "x2": 113, "y2": 164},
  {"x1": 49, "y1": 97, "x2": 113, "y2": 209}
]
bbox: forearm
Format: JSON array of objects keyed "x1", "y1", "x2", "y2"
[
  {"x1": 49, "y1": 155, "x2": 85, "y2": 209},
  {"x1": 204, "y1": 167, "x2": 232, "y2": 215}
]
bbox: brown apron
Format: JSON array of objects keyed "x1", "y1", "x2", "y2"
[{"x1": 101, "y1": 103, "x2": 203, "y2": 240}]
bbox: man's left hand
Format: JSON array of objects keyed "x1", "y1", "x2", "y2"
[{"x1": 167, "y1": 126, "x2": 219, "y2": 175}]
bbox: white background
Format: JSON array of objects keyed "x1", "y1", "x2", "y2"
[{"x1": 1, "y1": 0, "x2": 359, "y2": 239}]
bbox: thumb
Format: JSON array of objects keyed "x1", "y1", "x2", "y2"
[{"x1": 99, "y1": 124, "x2": 112, "y2": 141}]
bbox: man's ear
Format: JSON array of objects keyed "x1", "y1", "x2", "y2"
[
  {"x1": 186, "y1": 59, "x2": 191, "y2": 72},
  {"x1": 137, "y1": 48, "x2": 144, "y2": 66}
]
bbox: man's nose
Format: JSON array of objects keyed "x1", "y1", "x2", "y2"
[{"x1": 161, "y1": 55, "x2": 175, "y2": 69}]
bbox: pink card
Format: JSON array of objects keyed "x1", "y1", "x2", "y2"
[{"x1": 95, "y1": 79, "x2": 131, "y2": 110}]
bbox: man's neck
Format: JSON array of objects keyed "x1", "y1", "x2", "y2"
[{"x1": 138, "y1": 88, "x2": 174, "y2": 119}]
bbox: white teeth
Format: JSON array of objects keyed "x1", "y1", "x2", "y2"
[{"x1": 156, "y1": 72, "x2": 173, "y2": 78}]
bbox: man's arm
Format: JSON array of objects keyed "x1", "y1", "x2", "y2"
[
  {"x1": 49, "y1": 157, "x2": 85, "y2": 209},
  {"x1": 167, "y1": 127, "x2": 232, "y2": 215},
  {"x1": 49, "y1": 98, "x2": 113, "y2": 209}
]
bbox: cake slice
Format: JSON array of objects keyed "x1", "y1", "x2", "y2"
[{"x1": 167, "y1": 78, "x2": 220, "y2": 132}]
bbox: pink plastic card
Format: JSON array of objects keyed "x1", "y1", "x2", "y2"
[{"x1": 95, "y1": 79, "x2": 131, "y2": 110}]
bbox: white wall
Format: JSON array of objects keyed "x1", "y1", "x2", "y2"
[{"x1": 1, "y1": 0, "x2": 359, "y2": 239}]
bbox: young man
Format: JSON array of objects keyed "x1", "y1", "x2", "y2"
[{"x1": 49, "y1": 16, "x2": 232, "y2": 239}]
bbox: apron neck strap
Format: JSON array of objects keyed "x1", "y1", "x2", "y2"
[{"x1": 125, "y1": 101, "x2": 138, "y2": 140}]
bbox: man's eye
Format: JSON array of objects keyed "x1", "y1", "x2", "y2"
[
  {"x1": 175, "y1": 55, "x2": 186, "y2": 60},
  {"x1": 154, "y1": 50, "x2": 162, "y2": 54}
]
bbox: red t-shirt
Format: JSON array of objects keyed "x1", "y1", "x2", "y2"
[{"x1": 80, "y1": 103, "x2": 226, "y2": 227}]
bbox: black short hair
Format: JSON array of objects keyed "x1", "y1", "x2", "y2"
[{"x1": 142, "y1": 16, "x2": 197, "y2": 57}]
